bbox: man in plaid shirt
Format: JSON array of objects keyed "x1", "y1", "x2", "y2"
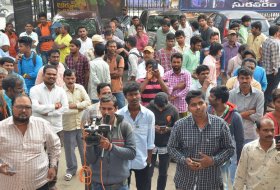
[
  {"x1": 164, "y1": 52, "x2": 191, "y2": 118},
  {"x1": 167, "y1": 90, "x2": 234, "y2": 190}
]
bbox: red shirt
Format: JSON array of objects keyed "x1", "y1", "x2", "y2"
[{"x1": 6, "y1": 32, "x2": 18, "y2": 58}]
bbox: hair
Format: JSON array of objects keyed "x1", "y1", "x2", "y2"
[
  {"x1": 179, "y1": 14, "x2": 186, "y2": 20},
  {"x1": 38, "y1": 12, "x2": 47, "y2": 18},
  {"x1": 185, "y1": 90, "x2": 205, "y2": 105},
  {"x1": 210, "y1": 86, "x2": 229, "y2": 103},
  {"x1": 190, "y1": 35, "x2": 203, "y2": 45},
  {"x1": 256, "y1": 117, "x2": 274, "y2": 129},
  {"x1": 126, "y1": 36, "x2": 137, "y2": 47},
  {"x1": 0, "y1": 57, "x2": 14, "y2": 65},
  {"x1": 190, "y1": 21, "x2": 199, "y2": 30},
  {"x1": 210, "y1": 32, "x2": 219, "y2": 39},
  {"x1": 163, "y1": 16, "x2": 170, "y2": 20},
  {"x1": 272, "y1": 88, "x2": 280, "y2": 102},
  {"x1": 78, "y1": 26, "x2": 87, "y2": 31},
  {"x1": 145, "y1": 59, "x2": 157, "y2": 68},
  {"x1": 48, "y1": 49, "x2": 60, "y2": 57},
  {"x1": 111, "y1": 17, "x2": 119, "y2": 22},
  {"x1": 209, "y1": 42, "x2": 223, "y2": 56},
  {"x1": 25, "y1": 22, "x2": 34, "y2": 26},
  {"x1": 251, "y1": 21, "x2": 262, "y2": 31},
  {"x1": 63, "y1": 69, "x2": 75, "y2": 77},
  {"x1": 161, "y1": 20, "x2": 171, "y2": 27},
  {"x1": 62, "y1": 24, "x2": 70, "y2": 33},
  {"x1": 135, "y1": 24, "x2": 144, "y2": 30},
  {"x1": 170, "y1": 18, "x2": 178, "y2": 25},
  {"x1": 97, "y1": 83, "x2": 111, "y2": 95},
  {"x1": 238, "y1": 44, "x2": 248, "y2": 54},
  {"x1": 104, "y1": 30, "x2": 112, "y2": 37},
  {"x1": 12, "y1": 94, "x2": 31, "y2": 106},
  {"x1": 94, "y1": 43, "x2": 105, "y2": 57},
  {"x1": 132, "y1": 16, "x2": 139, "y2": 20},
  {"x1": 70, "y1": 39, "x2": 81, "y2": 48},
  {"x1": 237, "y1": 67, "x2": 253, "y2": 77},
  {"x1": 242, "y1": 58, "x2": 257, "y2": 67},
  {"x1": 106, "y1": 40, "x2": 117, "y2": 47},
  {"x1": 171, "y1": 52, "x2": 183, "y2": 62},
  {"x1": 43, "y1": 65, "x2": 57, "y2": 74},
  {"x1": 0, "y1": 67, "x2": 8, "y2": 75},
  {"x1": 6, "y1": 22, "x2": 13, "y2": 27},
  {"x1": 100, "y1": 94, "x2": 118, "y2": 108},
  {"x1": 241, "y1": 15, "x2": 251, "y2": 23},
  {"x1": 18, "y1": 36, "x2": 33, "y2": 48},
  {"x1": 269, "y1": 25, "x2": 280, "y2": 36},
  {"x1": 123, "y1": 81, "x2": 140, "y2": 96},
  {"x1": 2, "y1": 75, "x2": 23, "y2": 91},
  {"x1": 166, "y1": 33, "x2": 175, "y2": 41},
  {"x1": 175, "y1": 30, "x2": 185, "y2": 38},
  {"x1": 229, "y1": 22, "x2": 240, "y2": 29},
  {"x1": 242, "y1": 49, "x2": 256, "y2": 59},
  {"x1": 198, "y1": 14, "x2": 207, "y2": 22},
  {"x1": 195, "y1": 65, "x2": 210, "y2": 75}
]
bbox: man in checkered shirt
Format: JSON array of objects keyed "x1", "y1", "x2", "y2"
[{"x1": 167, "y1": 90, "x2": 234, "y2": 190}]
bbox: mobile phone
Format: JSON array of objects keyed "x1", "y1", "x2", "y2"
[
  {"x1": 152, "y1": 62, "x2": 158, "y2": 71},
  {"x1": 275, "y1": 135, "x2": 280, "y2": 151}
]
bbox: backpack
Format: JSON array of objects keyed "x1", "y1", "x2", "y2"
[
  {"x1": 19, "y1": 51, "x2": 37, "y2": 67},
  {"x1": 129, "y1": 50, "x2": 143, "y2": 65},
  {"x1": 103, "y1": 54, "x2": 123, "y2": 68}
]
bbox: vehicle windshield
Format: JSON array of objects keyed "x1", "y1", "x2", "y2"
[
  {"x1": 57, "y1": 18, "x2": 97, "y2": 37},
  {"x1": 230, "y1": 19, "x2": 269, "y2": 34},
  {"x1": 147, "y1": 15, "x2": 179, "y2": 32}
]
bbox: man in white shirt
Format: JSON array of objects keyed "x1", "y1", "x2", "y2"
[
  {"x1": 128, "y1": 16, "x2": 146, "y2": 36},
  {"x1": 19, "y1": 22, "x2": 39, "y2": 52},
  {"x1": 234, "y1": 117, "x2": 280, "y2": 190},
  {"x1": 88, "y1": 43, "x2": 111, "y2": 100},
  {"x1": 0, "y1": 94, "x2": 61, "y2": 190},
  {"x1": 136, "y1": 46, "x2": 164, "y2": 80},
  {"x1": 126, "y1": 36, "x2": 142, "y2": 81},
  {"x1": 178, "y1": 15, "x2": 193, "y2": 47},
  {"x1": 77, "y1": 26, "x2": 93, "y2": 55},
  {"x1": 0, "y1": 31, "x2": 10, "y2": 54}
]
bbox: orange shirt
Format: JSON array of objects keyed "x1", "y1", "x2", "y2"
[
  {"x1": 38, "y1": 22, "x2": 53, "y2": 51},
  {"x1": 105, "y1": 55, "x2": 124, "y2": 93},
  {"x1": 6, "y1": 32, "x2": 18, "y2": 58}
]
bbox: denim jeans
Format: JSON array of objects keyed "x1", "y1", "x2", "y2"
[
  {"x1": 91, "y1": 183, "x2": 128, "y2": 190},
  {"x1": 113, "y1": 92, "x2": 125, "y2": 109},
  {"x1": 40, "y1": 51, "x2": 49, "y2": 65},
  {"x1": 148, "y1": 153, "x2": 170, "y2": 190},
  {"x1": 220, "y1": 160, "x2": 233, "y2": 190}
]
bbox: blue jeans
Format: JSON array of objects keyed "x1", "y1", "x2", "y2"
[
  {"x1": 91, "y1": 182, "x2": 128, "y2": 190},
  {"x1": 220, "y1": 160, "x2": 233, "y2": 190},
  {"x1": 40, "y1": 51, "x2": 49, "y2": 65},
  {"x1": 113, "y1": 92, "x2": 125, "y2": 109}
]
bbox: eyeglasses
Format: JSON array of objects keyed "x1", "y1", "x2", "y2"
[{"x1": 14, "y1": 105, "x2": 32, "y2": 111}]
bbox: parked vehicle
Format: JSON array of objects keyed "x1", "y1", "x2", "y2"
[
  {"x1": 272, "y1": 16, "x2": 280, "y2": 26},
  {"x1": 52, "y1": 11, "x2": 102, "y2": 38},
  {"x1": 209, "y1": 11, "x2": 270, "y2": 40}
]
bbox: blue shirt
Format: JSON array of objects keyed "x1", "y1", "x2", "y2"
[
  {"x1": 233, "y1": 66, "x2": 267, "y2": 91},
  {"x1": 117, "y1": 105, "x2": 155, "y2": 170}
]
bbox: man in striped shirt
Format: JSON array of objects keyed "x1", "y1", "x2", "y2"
[{"x1": 137, "y1": 59, "x2": 169, "y2": 106}]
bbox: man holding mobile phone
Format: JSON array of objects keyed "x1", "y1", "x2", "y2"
[{"x1": 234, "y1": 117, "x2": 280, "y2": 189}]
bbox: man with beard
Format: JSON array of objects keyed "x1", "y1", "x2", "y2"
[
  {"x1": 77, "y1": 26, "x2": 93, "y2": 55},
  {"x1": 35, "y1": 49, "x2": 65, "y2": 87},
  {"x1": 234, "y1": 117, "x2": 280, "y2": 189},
  {"x1": 0, "y1": 94, "x2": 61, "y2": 190},
  {"x1": 30, "y1": 65, "x2": 68, "y2": 189},
  {"x1": 229, "y1": 67, "x2": 264, "y2": 144},
  {"x1": 167, "y1": 90, "x2": 234, "y2": 190},
  {"x1": 164, "y1": 53, "x2": 191, "y2": 118}
]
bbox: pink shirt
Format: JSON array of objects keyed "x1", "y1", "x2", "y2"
[
  {"x1": 135, "y1": 34, "x2": 149, "y2": 52},
  {"x1": 35, "y1": 63, "x2": 65, "y2": 87},
  {"x1": 202, "y1": 55, "x2": 218, "y2": 86}
]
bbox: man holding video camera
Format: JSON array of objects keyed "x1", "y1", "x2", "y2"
[{"x1": 86, "y1": 94, "x2": 136, "y2": 190}]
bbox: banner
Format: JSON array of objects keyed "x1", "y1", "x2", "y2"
[{"x1": 180, "y1": 0, "x2": 280, "y2": 12}]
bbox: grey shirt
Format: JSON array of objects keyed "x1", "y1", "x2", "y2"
[{"x1": 229, "y1": 87, "x2": 264, "y2": 140}]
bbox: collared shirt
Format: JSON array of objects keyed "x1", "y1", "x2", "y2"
[
  {"x1": 229, "y1": 87, "x2": 264, "y2": 140},
  {"x1": 174, "y1": 43, "x2": 189, "y2": 54},
  {"x1": 114, "y1": 28, "x2": 124, "y2": 40},
  {"x1": 88, "y1": 57, "x2": 111, "y2": 99},
  {"x1": 117, "y1": 105, "x2": 155, "y2": 170},
  {"x1": 182, "y1": 49, "x2": 200, "y2": 74},
  {"x1": 247, "y1": 33, "x2": 267, "y2": 61},
  {"x1": 155, "y1": 48, "x2": 178, "y2": 72},
  {"x1": 54, "y1": 33, "x2": 72, "y2": 63},
  {"x1": 136, "y1": 61, "x2": 165, "y2": 80},
  {"x1": 19, "y1": 31, "x2": 39, "y2": 52},
  {"x1": 226, "y1": 76, "x2": 262, "y2": 91},
  {"x1": 135, "y1": 34, "x2": 149, "y2": 52},
  {"x1": 164, "y1": 69, "x2": 191, "y2": 113},
  {"x1": 223, "y1": 41, "x2": 240, "y2": 72},
  {"x1": 227, "y1": 54, "x2": 242, "y2": 77},
  {"x1": 190, "y1": 80, "x2": 214, "y2": 103},
  {"x1": 35, "y1": 63, "x2": 66, "y2": 87},
  {"x1": 0, "y1": 116, "x2": 61, "y2": 190},
  {"x1": 30, "y1": 83, "x2": 69, "y2": 133},
  {"x1": 63, "y1": 83, "x2": 91, "y2": 131},
  {"x1": 66, "y1": 53, "x2": 90, "y2": 88},
  {"x1": 202, "y1": 54, "x2": 218, "y2": 86},
  {"x1": 239, "y1": 25, "x2": 249, "y2": 44},
  {"x1": 178, "y1": 24, "x2": 193, "y2": 46},
  {"x1": 262, "y1": 36, "x2": 280, "y2": 75},
  {"x1": 154, "y1": 29, "x2": 173, "y2": 51},
  {"x1": 167, "y1": 114, "x2": 234, "y2": 190},
  {"x1": 233, "y1": 139, "x2": 280, "y2": 190},
  {"x1": 78, "y1": 37, "x2": 93, "y2": 55}
]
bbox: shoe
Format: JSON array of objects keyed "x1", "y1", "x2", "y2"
[{"x1": 64, "y1": 173, "x2": 73, "y2": 181}]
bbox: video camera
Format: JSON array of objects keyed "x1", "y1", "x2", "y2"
[{"x1": 84, "y1": 115, "x2": 111, "y2": 146}]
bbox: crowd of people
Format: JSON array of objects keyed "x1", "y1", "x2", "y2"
[{"x1": 0, "y1": 8, "x2": 279, "y2": 190}]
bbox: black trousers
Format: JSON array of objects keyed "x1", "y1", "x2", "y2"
[
  {"x1": 264, "y1": 68, "x2": 280, "y2": 111},
  {"x1": 128, "y1": 165, "x2": 150, "y2": 190},
  {"x1": 36, "y1": 183, "x2": 49, "y2": 190}
]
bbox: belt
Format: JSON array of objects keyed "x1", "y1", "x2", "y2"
[{"x1": 95, "y1": 180, "x2": 127, "y2": 190}]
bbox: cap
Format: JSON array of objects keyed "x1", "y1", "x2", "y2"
[
  {"x1": 92, "y1": 34, "x2": 104, "y2": 43},
  {"x1": 143, "y1": 46, "x2": 154, "y2": 53},
  {"x1": 51, "y1": 22, "x2": 62, "y2": 29},
  {"x1": 154, "y1": 92, "x2": 168, "y2": 108},
  {"x1": 228, "y1": 30, "x2": 237, "y2": 35}
]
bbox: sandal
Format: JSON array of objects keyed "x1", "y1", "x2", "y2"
[{"x1": 64, "y1": 173, "x2": 73, "y2": 181}]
